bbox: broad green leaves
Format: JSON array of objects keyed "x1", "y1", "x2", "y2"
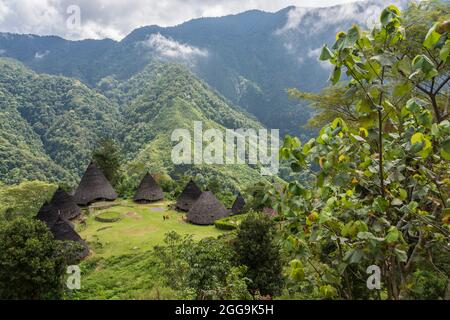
[
  {"x1": 410, "y1": 55, "x2": 438, "y2": 80},
  {"x1": 423, "y1": 21, "x2": 450, "y2": 62},
  {"x1": 319, "y1": 45, "x2": 333, "y2": 61},
  {"x1": 278, "y1": 4, "x2": 450, "y2": 300},
  {"x1": 424, "y1": 23, "x2": 441, "y2": 49},
  {"x1": 380, "y1": 5, "x2": 401, "y2": 27}
]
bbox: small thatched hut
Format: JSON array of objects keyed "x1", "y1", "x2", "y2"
[
  {"x1": 231, "y1": 193, "x2": 246, "y2": 215},
  {"x1": 176, "y1": 179, "x2": 202, "y2": 211},
  {"x1": 187, "y1": 191, "x2": 229, "y2": 225},
  {"x1": 36, "y1": 203, "x2": 89, "y2": 259},
  {"x1": 51, "y1": 217, "x2": 89, "y2": 259},
  {"x1": 133, "y1": 173, "x2": 164, "y2": 203},
  {"x1": 36, "y1": 202, "x2": 59, "y2": 228},
  {"x1": 73, "y1": 162, "x2": 118, "y2": 206},
  {"x1": 49, "y1": 188, "x2": 81, "y2": 220}
]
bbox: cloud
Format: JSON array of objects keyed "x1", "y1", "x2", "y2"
[
  {"x1": 276, "y1": 0, "x2": 409, "y2": 34},
  {"x1": 275, "y1": 7, "x2": 308, "y2": 35},
  {"x1": 142, "y1": 33, "x2": 208, "y2": 60},
  {"x1": 34, "y1": 50, "x2": 50, "y2": 59},
  {"x1": 0, "y1": 0, "x2": 365, "y2": 41},
  {"x1": 307, "y1": 47, "x2": 322, "y2": 59},
  {"x1": 308, "y1": 47, "x2": 333, "y2": 70}
]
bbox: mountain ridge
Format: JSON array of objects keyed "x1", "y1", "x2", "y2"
[
  {"x1": 0, "y1": 1, "x2": 403, "y2": 137},
  {"x1": 0, "y1": 57, "x2": 268, "y2": 191}
]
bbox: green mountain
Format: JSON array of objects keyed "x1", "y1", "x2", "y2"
[
  {"x1": 0, "y1": 1, "x2": 405, "y2": 138},
  {"x1": 0, "y1": 58, "x2": 122, "y2": 184},
  {"x1": 0, "y1": 58, "x2": 268, "y2": 191}
]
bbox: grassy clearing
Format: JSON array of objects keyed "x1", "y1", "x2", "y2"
[
  {"x1": 78, "y1": 199, "x2": 225, "y2": 258},
  {"x1": 69, "y1": 199, "x2": 226, "y2": 299}
]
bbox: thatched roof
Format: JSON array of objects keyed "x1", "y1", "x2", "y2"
[
  {"x1": 49, "y1": 188, "x2": 81, "y2": 220},
  {"x1": 176, "y1": 179, "x2": 202, "y2": 211},
  {"x1": 73, "y1": 162, "x2": 118, "y2": 206},
  {"x1": 36, "y1": 203, "x2": 89, "y2": 259},
  {"x1": 231, "y1": 193, "x2": 246, "y2": 215},
  {"x1": 133, "y1": 173, "x2": 164, "y2": 202},
  {"x1": 187, "y1": 191, "x2": 229, "y2": 225},
  {"x1": 36, "y1": 202, "x2": 59, "y2": 229},
  {"x1": 50, "y1": 217, "x2": 89, "y2": 259}
]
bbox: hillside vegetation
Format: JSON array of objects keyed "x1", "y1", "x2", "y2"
[{"x1": 0, "y1": 58, "x2": 269, "y2": 191}]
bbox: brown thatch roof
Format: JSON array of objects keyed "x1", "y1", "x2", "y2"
[
  {"x1": 231, "y1": 193, "x2": 246, "y2": 215},
  {"x1": 49, "y1": 188, "x2": 81, "y2": 220},
  {"x1": 73, "y1": 162, "x2": 118, "y2": 206},
  {"x1": 133, "y1": 173, "x2": 164, "y2": 202},
  {"x1": 36, "y1": 203, "x2": 89, "y2": 259},
  {"x1": 187, "y1": 191, "x2": 229, "y2": 225},
  {"x1": 176, "y1": 179, "x2": 202, "y2": 211},
  {"x1": 50, "y1": 217, "x2": 89, "y2": 259},
  {"x1": 36, "y1": 202, "x2": 59, "y2": 228}
]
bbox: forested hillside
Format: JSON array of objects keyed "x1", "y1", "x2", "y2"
[
  {"x1": 0, "y1": 0, "x2": 407, "y2": 137},
  {"x1": 0, "y1": 58, "x2": 267, "y2": 191},
  {"x1": 0, "y1": 59, "x2": 122, "y2": 184}
]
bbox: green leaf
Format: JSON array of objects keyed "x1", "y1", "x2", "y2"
[
  {"x1": 398, "y1": 188, "x2": 408, "y2": 200},
  {"x1": 319, "y1": 45, "x2": 333, "y2": 61},
  {"x1": 344, "y1": 249, "x2": 364, "y2": 264},
  {"x1": 356, "y1": 98, "x2": 372, "y2": 113},
  {"x1": 374, "y1": 196, "x2": 389, "y2": 213},
  {"x1": 406, "y1": 98, "x2": 422, "y2": 113},
  {"x1": 329, "y1": 66, "x2": 341, "y2": 85},
  {"x1": 442, "y1": 138, "x2": 450, "y2": 154},
  {"x1": 441, "y1": 149, "x2": 450, "y2": 160},
  {"x1": 380, "y1": 5, "x2": 400, "y2": 27},
  {"x1": 393, "y1": 82, "x2": 412, "y2": 97},
  {"x1": 331, "y1": 117, "x2": 348, "y2": 132},
  {"x1": 411, "y1": 55, "x2": 438, "y2": 80},
  {"x1": 332, "y1": 32, "x2": 346, "y2": 51},
  {"x1": 346, "y1": 24, "x2": 360, "y2": 46},
  {"x1": 423, "y1": 23, "x2": 441, "y2": 49},
  {"x1": 386, "y1": 227, "x2": 400, "y2": 244},
  {"x1": 417, "y1": 110, "x2": 433, "y2": 127},
  {"x1": 411, "y1": 132, "x2": 424, "y2": 145},
  {"x1": 440, "y1": 40, "x2": 450, "y2": 62},
  {"x1": 411, "y1": 132, "x2": 432, "y2": 158},
  {"x1": 394, "y1": 248, "x2": 407, "y2": 262}
]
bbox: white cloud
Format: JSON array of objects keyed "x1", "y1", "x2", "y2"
[
  {"x1": 276, "y1": 0, "x2": 408, "y2": 34},
  {"x1": 34, "y1": 50, "x2": 50, "y2": 59},
  {"x1": 275, "y1": 7, "x2": 308, "y2": 35},
  {"x1": 307, "y1": 47, "x2": 322, "y2": 59},
  {"x1": 0, "y1": 0, "x2": 367, "y2": 41},
  {"x1": 142, "y1": 33, "x2": 208, "y2": 60}
]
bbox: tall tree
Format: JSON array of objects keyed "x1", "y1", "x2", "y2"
[
  {"x1": 234, "y1": 213, "x2": 284, "y2": 297},
  {"x1": 0, "y1": 218, "x2": 69, "y2": 299},
  {"x1": 278, "y1": 2, "x2": 449, "y2": 300},
  {"x1": 92, "y1": 138, "x2": 123, "y2": 187}
]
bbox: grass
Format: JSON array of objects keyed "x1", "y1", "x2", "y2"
[
  {"x1": 69, "y1": 199, "x2": 227, "y2": 299},
  {"x1": 78, "y1": 199, "x2": 225, "y2": 258}
]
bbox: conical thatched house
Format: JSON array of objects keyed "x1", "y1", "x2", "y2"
[
  {"x1": 73, "y1": 162, "x2": 118, "y2": 206},
  {"x1": 134, "y1": 173, "x2": 164, "y2": 203},
  {"x1": 187, "y1": 191, "x2": 229, "y2": 225},
  {"x1": 51, "y1": 217, "x2": 89, "y2": 259},
  {"x1": 36, "y1": 203, "x2": 89, "y2": 259},
  {"x1": 231, "y1": 193, "x2": 246, "y2": 215},
  {"x1": 49, "y1": 188, "x2": 81, "y2": 220},
  {"x1": 176, "y1": 180, "x2": 202, "y2": 211},
  {"x1": 36, "y1": 202, "x2": 59, "y2": 228}
]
